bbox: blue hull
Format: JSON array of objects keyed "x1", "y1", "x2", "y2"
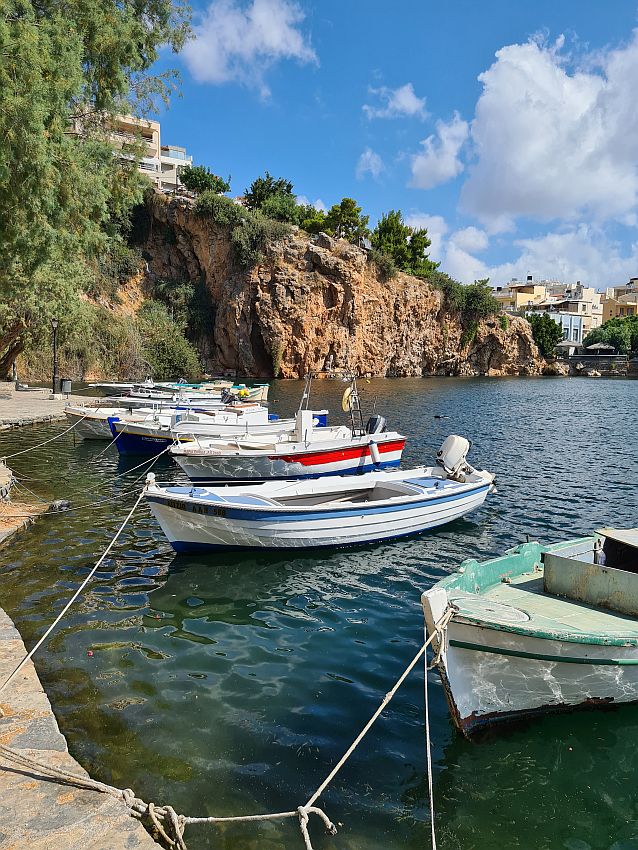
[{"x1": 108, "y1": 419, "x2": 173, "y2": 456}]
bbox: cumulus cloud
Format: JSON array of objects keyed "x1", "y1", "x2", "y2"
[
  {"x1": 429, "y1": 219, "x2": 638, "y2": 287},
  {"x1": 363, "y1": 83, "x2": 427, "y2": 120},
  {"x1": 182, "y1": 0, "x2": 317, "y2": 97},
  {"x1": 297, "y1": 196, "x2": 327, "y2": 212},
  {"x1": 356, "y1": 148, "x2": 384, "y2": 180},
  {"x1": 404, "y1": 213, "x2": 448, "y2": 260},
  {"x1": 410, "y1": 112, "x2": 469, "y2": 189},
  {"x1": 462, "y1": 32, "x2": 638, "y2": 228}
]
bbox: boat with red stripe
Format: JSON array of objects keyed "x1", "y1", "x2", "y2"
[{"x1": 170, "y1": 410, "x2": 405, "y2": 483}]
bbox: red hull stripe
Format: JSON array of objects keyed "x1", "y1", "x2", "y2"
[{"x1": 275, "y1": 439, "x2": 406, "y2": 467}]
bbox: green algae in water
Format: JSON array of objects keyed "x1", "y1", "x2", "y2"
[{"x1": 1, "y1": 377, "x2": 637, "y2": 850}]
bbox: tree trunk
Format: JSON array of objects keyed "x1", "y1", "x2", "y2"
[{"x1": 0, "y1": 321, "x2": 26, "y2": 380}]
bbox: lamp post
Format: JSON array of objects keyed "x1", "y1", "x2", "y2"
[{"x1": 51, "y1": 318, "x2": 59, "y2": 395}]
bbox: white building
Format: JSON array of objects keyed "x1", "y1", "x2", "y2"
[{"x1": 159, "y1": 144, "x2": 193, "y2": 192}]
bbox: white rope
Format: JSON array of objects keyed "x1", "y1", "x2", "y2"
[
  {"x1": 0, "y1": 489, "x2": 145, "y2": 697},
  {"x1": 1, "y1": 413, "x2": 89, "y2": 459},
  {"x1": 424, "y1": 624, "x2": 437, "y2": 850},
  {"x1": 305, "y1": 606, "x2": 455, "y2": 810}
]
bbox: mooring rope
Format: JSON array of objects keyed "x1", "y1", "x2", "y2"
[
  {"x1": 424, "y1": 625, "x2": 438, "y2": 850},
  {"x1": 1, "y1": 413, "x2": 89, "y2": 459},
  {"x1": 0, "y1": 466, "x2": 455, "y2": 850},
  {"x1": 0, "y1": 600, "x2": 455, "y2": 850},
  {"x1": 0, "y1": 489, "x2": 145, "y2": 697}
]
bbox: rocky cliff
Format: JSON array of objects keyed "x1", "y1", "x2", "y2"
[{"x1": 140, "y1": 194, "x2": 542, "y2": 378}]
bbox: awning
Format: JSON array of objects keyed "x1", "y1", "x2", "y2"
[{"x1": 597, "y1": 528, "x2": 638, "y2": 550}]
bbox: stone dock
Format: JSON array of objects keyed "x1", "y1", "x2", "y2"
[
  {"x1": 0, "y1": 385, "x2": 99, "y2": 430},
  {"x1": 0, "y1": 608, "x2": 160, "y2": 850},
  {"x1": 0, "y1": 410, "x2": 160, "y2": 849}
]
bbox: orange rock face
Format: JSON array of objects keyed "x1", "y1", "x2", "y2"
[{"x1": 144, "y1": 195, "x2": 542, "y2": 378}]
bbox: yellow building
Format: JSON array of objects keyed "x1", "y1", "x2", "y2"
[
  {"x1": 492, "y1": 277, "x2": 549, "y2": 312},
  {"x1": 602, "y1": 293, "x2": 638, "y2": 322}
]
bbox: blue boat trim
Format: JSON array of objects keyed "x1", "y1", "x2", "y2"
[
  {"x1": 185, "y1": 458, "x2": 401, "y2": 482},
  {"x1": 145, "y1": 482, "x2": 490, "y2": 522}
]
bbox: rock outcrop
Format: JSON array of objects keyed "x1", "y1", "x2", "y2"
[{"x1": 140, "y1": 194, "x2": 542, "y2": 378}]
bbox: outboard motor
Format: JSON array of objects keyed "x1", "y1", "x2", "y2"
[
  {"x1": 365, "y1": 415, "x2": 387, "y2": 434},
  {"x1": 436, "y1": 435, "x2": 472, "y2": 481},
  {"x1": 221, "y1": 388, "x2": 237, "y2": 405}
]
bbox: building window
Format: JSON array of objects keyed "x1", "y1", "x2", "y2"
[
  {"x1": 572, "y1": 328, "x2": 579, "y2": 341},
  {"x1": 563, "y1": 327, "x2": 569, "y2": 339}
]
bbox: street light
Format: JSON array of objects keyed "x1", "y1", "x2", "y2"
[{"x1": 51, "y1": 318, "x2": 59, "y2": 394}]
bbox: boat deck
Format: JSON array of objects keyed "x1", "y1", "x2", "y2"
[{"x1": 451, "y1": 568, "x2": 638, "y2": 642}]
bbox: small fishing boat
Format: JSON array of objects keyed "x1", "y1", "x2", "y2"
[
  {"x1": 110, "y1": 406, "x2": 328, "y2": 455},
  {"x1": 422, "y1": 528, "x2": 638, "y2": 736},
  {"x1": 170, "y1": 412, "x2": 405, "y2": 482},
  {"x1": 144, "y1": 436, "x2": 494, "y2": 551}
]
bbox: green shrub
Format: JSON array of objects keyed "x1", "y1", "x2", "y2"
[
  {"x1": 180, "y1": 165, "x2": 231, "y2": 195},
  {"x1": 499, "y1": 314, "x2": 509, "y2": 331},
  {"x1": 583, "y1": 314, "x2": 638, "y2": 354},
  {"x1": 195, "y1": 192, "x2": 245, "y2": 227},
  {"x1": 244, "y1": 172, "x2": 294, "y2": 210},
  {"x1": 460, "y1": 320, "x2": 479, "y2": 348},
  {"x1": 260, "y1": 192, "x2": 301, "y2": 223},
  {"x1": 368, "y1": 247, "x2": 397, "y2": 282},
  {"x1": 230, "y1": 212, "x2": 290, "y2": 269},
  {"x1": 136, "y1": 302, "x2": 201, "y2": 380}
]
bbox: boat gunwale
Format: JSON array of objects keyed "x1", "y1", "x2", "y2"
[{"x1": 145, "y1": 477, "x2": 492, "y2": 517}]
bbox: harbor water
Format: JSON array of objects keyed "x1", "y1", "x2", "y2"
[{"x1": 0, "y1": 377, "x2": 636, "y2": 850}]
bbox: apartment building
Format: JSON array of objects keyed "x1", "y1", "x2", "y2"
[
  {"x1": 110, "y1": 116, "x2": 192, "y2": 191},
  {"x1": 602, "y1": 278, "x2": 638, "y2": 322},
  {"x1": 494, "y1": 275, "x2": 603, "y2": 339}
]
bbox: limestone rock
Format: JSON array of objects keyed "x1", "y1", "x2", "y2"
[{"x1": 141, "y1": 194, "x2": 544, "y2": 378}]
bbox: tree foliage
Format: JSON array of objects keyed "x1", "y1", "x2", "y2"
[
  {"x1": 179, "y1": 165, "x2": 230, "y2": 195},
  {"x1": 371, "y1": 209, "x2": 438, "y2": 277},
  {"x1": 137, "y1": 302, "x2": 201, "y2": 380},
  {"x1": 244, "y1": 172, "x2": 294, "y2": 210},
  {"x1": 583, "y1": 314, "x2": 638, "y2": 354},
  {"x1": 0, "y1": 0, "x2": 190, "y2": 376},
  {"x1": 324, "y1": 198, "x2": 370, "y2": 242},
  {"x1": 529, "y1": 313, "x2": 564, "y2": 356}
]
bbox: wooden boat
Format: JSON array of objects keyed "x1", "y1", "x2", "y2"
[
  {"x1": 144, "y1": 436, "x2": 494, "y2": 552},
  {"x1": 170, "y1": 413, "x2": 405, "y2": 482},
  {"x1": 422, "y1": 528, "x2": 638, "y2": 736}
]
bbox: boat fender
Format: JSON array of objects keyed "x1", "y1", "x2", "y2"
[
  {"x1": 369, "y1": 440, "x2": 381, "y2": 465},
  {"x1": 342, "y1": 386, "x2": 354, "y2": 412}
]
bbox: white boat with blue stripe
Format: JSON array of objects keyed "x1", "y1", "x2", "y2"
[{"x1": 144, "y1": 436, "x2": 495, "y2": 552}]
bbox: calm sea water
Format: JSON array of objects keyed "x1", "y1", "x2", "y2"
[{"x1": 0, "y1": 377, "x2": 636, "y2": 850}]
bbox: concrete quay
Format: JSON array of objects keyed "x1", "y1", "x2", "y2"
[
  {"x1": 0, "y1": 386, "x2": 99, "y2": 430},
  {"x1": 0, "y1": 607, "x2": 160, "y2": 850}
]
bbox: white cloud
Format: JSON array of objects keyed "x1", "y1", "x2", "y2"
[
  {"x1": 450, "y1": 226, "x2": 489, "y2": 253},
  {"x1": 363, "y1": 83, "x2": 427, "y2": 120},
  {"x1": 410, "y1": 112, "x2": 469, "y2": 189},
  {"x1": 404, "y1": 213, "x2": 448, "y2": 260},
  {"x1": 462, "y1": 32, "x2": 638, "y2": 228},
  {"x1": 297, "y1": 195, "x2": 327, "y2": 212},
  {"x1": 429, "y1": 219, "x2": 638, "y2": 287},
  {"x1": 182, "y1": 0, "x2": 317, "y2": 97},
  {"x1": 356, "y1": 147, "x2": 384, "y2": 180}
]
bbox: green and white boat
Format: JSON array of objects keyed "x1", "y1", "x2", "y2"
[{"x1": 422, "y1": 528, "x2": 638, "y2": 736}]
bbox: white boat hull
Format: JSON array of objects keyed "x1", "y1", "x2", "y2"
[
  {"x1": 145, "y1": 481, "x2": 491, "y2": 551},
  {"x1": 172, "y1": 436, "x2": 405, "y2": 482},
  {"x1": 423, "y1": 593, "x2": 638, "y2": 734}
]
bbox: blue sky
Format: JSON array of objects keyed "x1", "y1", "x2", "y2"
[{"x1": 153, "y1": 1, "x2": 638, "y2": 288}]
